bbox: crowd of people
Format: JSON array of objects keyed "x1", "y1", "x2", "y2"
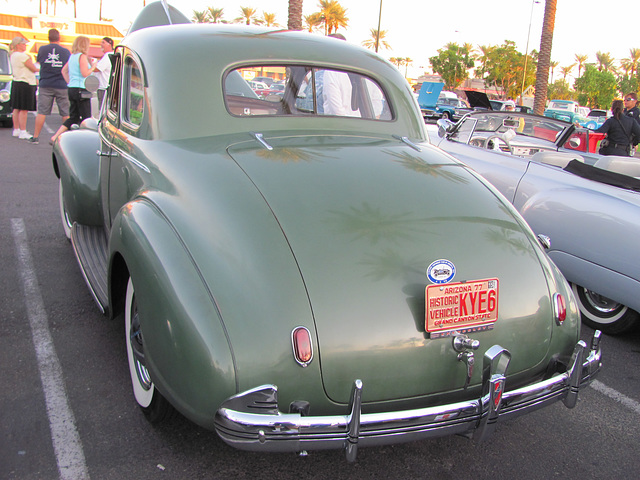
[{"x1": 8, "y1": 29, "x2": 113, "y2": 145}]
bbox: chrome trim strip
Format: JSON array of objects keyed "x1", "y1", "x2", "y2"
[{"x1": 215, "y1": 333, "x2": 602, "y2": 460}]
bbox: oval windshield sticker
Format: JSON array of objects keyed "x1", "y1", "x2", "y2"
[{"x1": 427, "y1": 259, "x2": 456, "y2": 284}]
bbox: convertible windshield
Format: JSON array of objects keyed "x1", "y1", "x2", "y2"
[
  {"x1": 453, "y1": 113, "x2": 567, "y2": 142},
  {"x1": 224, "y1": 65, "x2": 392, "y2": 120}
]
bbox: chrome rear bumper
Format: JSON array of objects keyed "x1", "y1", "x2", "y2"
[{"x1": 215, "y1": 332, "x2": 601, "y2": 461}]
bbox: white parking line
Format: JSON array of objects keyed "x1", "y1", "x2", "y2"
[
  {"x1": 590, "y1": 380, "x2": 640, "y2": 415},
  {"x1": 11, "y1": 218, "x2": 90, "y2": 480}
]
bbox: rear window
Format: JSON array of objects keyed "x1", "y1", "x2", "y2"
[
  {"x1": 224, "y1": 65, "x2": 392, "y2": 120},
  {"x1": 548, "y1": 102, "x2": 572, "y2": 110}
]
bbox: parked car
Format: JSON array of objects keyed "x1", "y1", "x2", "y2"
[
  {"x1": 433, "y1": 110, "x2": 640, "y2": 334},
  {"x1": 544, "y1": 100, "x2": 588, "y2": 125},
  {"x1": 53, "y1": 2, "x2": 601, "y2": 461},
  {"x1": 0, "y1": 42, "x2": 12, "y2": 127},
  {"x1": 417, "y1": 82, "x2": 472, "y2": 120},
  {"x1": 582, "y1": 109, "x2": 610, "y2": 130},
  {"x1": 249, "y1": 80, "x2": 269, "y2": 90}
]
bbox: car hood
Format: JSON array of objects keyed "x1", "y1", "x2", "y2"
[
  {"x1": 464, "y1": 90, "x2": 493, "y2": 110},
  {"x1": 225, "y1": 134, "x2": 555, "y2": 404},
  {"x1": 417, "y1": 82, "x2": 444, "y2": 109}
]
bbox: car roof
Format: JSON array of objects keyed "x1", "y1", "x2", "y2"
[{"x1": 121, "y1": 24, "x2": 425, "y2": 141}]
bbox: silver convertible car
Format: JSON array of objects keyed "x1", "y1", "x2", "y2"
[{"x1": 433, "y1": 112, "x2": 640, "y2": 334}]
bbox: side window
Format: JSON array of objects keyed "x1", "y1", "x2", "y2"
[
  {"x1": 124, "y1": 57, "x2": 144, "y2": 127},
  {"x1": 107, "y1": 52, "x2": 122, "y2": 119}
]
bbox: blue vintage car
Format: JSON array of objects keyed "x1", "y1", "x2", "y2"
[
  {"x1": 434, "y1": 111, "x2": 640, "y2": 334},
  {"x1": 52, "y1": 1, "x2": 601, "y2": 460},
  {"x1": 544, "y1": 100, "x2": 588, "y2": 125},
  {"x1": 417, "y1": 82, "x2": 472, "y2": 121},
  {"x1": 581, "y1": 109, "x2": 610, "y2": 130}
]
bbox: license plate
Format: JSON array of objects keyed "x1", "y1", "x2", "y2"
[{"x1": 425, "y1": 278, "x2": 499, "y2": 335}]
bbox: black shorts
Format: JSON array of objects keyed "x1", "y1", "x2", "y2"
[{"x1": 10, "y1": 81, "x2": 37, "y2": 111}]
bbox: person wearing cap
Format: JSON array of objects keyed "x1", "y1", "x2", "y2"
[
  {"x1": 93, "y1": 37, "x2": 114, "y2": 108},
  {"x1": 9, "y1": 37, "x2": 39, "y2": 139},
  {"x1": 30, "y1": 28, "x2": 71, "y2": 144}
]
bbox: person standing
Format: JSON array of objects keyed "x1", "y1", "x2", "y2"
[
  {"x1": 30, "y1": 29, "x2": 71, "y2": 144},
  {"x1": 596, "y1": 99, "x2": 640, "y2": 156},
  {"x1": 93, "y1": 37, "x2": 114, "y2": 108},
  {"x1": 9, "y1": 37, "x2": 38, "y2": 139},
  {"x1": 50, "y1": 36, "x2": 97, "y2": 144}
]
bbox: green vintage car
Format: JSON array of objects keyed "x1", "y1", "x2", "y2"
[{"x1": 52, "y1": 2, "x2": 601, "y2": 461}]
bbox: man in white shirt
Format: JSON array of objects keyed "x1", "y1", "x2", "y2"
[{"x1": 93, "y1": 37, "x2": 114, "y2": 108}]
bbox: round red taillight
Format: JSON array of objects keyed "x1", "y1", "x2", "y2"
[
  {"x1": 292, "y1": 326, "x2": 313, "y2": 367},
  {"x1": 554, "y1": 293, "x2": 566, "y2": 325}
]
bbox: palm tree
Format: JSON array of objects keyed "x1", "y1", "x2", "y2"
[
  {"x1": 403, "y1": 57, "x2": 413, "y2": 78},
  {"x1": 626, "y1": 48, "x2": 640, "y2": 77},
  {"x1": 475, "y1": 44, "x2": 495, "y2": 78},
  {"x1": 549, "y1": 61, "x2": 558, "y2": 83},
  {"x1": 192, "y1": 10, "x2": 209, "y2": 23},
  {"x1": 389, "y1": 57, "x2": 403, "y2": 68},
  {"x1": 288, "y1": 0, "x2": 304, "y2": 31},
  {"x1": 260, "y1": 12, "x2": 279, "y2": 27},
  {"x1": 560, "y1": 63, "x2": 575, "y2": 82},
  {"x1": 574, "y1": 54, "x2": 588, "y2": 77},
  {"x1": 595, "y1": 51, "x2": 616, "y2": 73},
  {"x1": 304, "y1": 13, "x2": 324, "y2": 32},
  {"x1": 318, "y1": 0, "x2": 348, "y2": 35},
  {"x1": 237, "y1": 6, "x2": 258, "y2": 25},
  {"x1": 534, "y1": 0, "x2": 557, "y2": 115},
  {"x1": 620, "y1": 58, "x2": 634, "y2": 75},
  {"x1": 362, "y1": 29, "x2": 390, "y2": 50},
  {"x1": 208, "y1": 7, "x2": 225, "y2": 23}
]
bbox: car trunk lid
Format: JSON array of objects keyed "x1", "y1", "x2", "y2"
[{"x1": 227, "y1": 134, "x2": 555, "y2": 404}]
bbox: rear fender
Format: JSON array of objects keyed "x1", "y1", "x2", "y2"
[
  {"x1": 109, "y1": 197, "x2": 237, "y2": 428},
  {"x1": 52, "y1": 130, "x2": 103, "y2": 226}
]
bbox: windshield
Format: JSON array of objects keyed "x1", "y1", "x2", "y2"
[
  {"x1": 0, "y1": 49, "x2": 11, "y2": 75},
  {"x1": 224, "y1": 65, "x2": 392, "y2": 120},
  {"x1": 449, "y1": 112, "x2": 570, "y2": 146}
]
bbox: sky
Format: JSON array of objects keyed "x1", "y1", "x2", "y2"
[{"x1": 3, "y1": 0, "x2": 637, "y2": 80}]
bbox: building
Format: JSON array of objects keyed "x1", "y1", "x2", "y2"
[{"x1": 0, "y1": 12, "x2": 123, "y2": 60}]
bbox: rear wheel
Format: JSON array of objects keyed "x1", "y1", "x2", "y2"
[
  {"x1": 571, "y1": 283, "x2": 639, "y2": 335},
  {"x1": 441, "y1": 111, "x2": 450, "y2": 120},
  {"x1": 125, "y1": 278, "x2": 174, "y2": 422}
]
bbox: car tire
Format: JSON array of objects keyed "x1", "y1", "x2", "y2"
[
  {"x1": 125, "y1": 277, "x2": 175, "y2": 423},
  {"x1": 571, "y1": 283, "x2": 639, "y2": 335},
  {"x1": 441, "y1": 111, "x2": 450, "y2": 120},
  {"x1": 58, "y1": 180, "x2": 72, "y2": 240}
]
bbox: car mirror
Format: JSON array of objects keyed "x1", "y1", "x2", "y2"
[
  {"x1": 437, "y1": 118, "x2": 454, "y2": 138},
  {"x1": 568, "y1": 137, "x2": 581, "y2": 148},
  {"x1": 503, "y1": 119, "x2": 519, "y2": 128}
]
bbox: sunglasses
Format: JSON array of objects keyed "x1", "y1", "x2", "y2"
[{"x1": 624, "y1": 98, "x2": 634, "y2": 101}]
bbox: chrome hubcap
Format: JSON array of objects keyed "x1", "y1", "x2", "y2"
[
  {"x1": 583, "y1": 289, "x2": 622, "y2": 314},
  {"x1": 130, "y1": 299, "x2": 152, "y2": 391}
]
